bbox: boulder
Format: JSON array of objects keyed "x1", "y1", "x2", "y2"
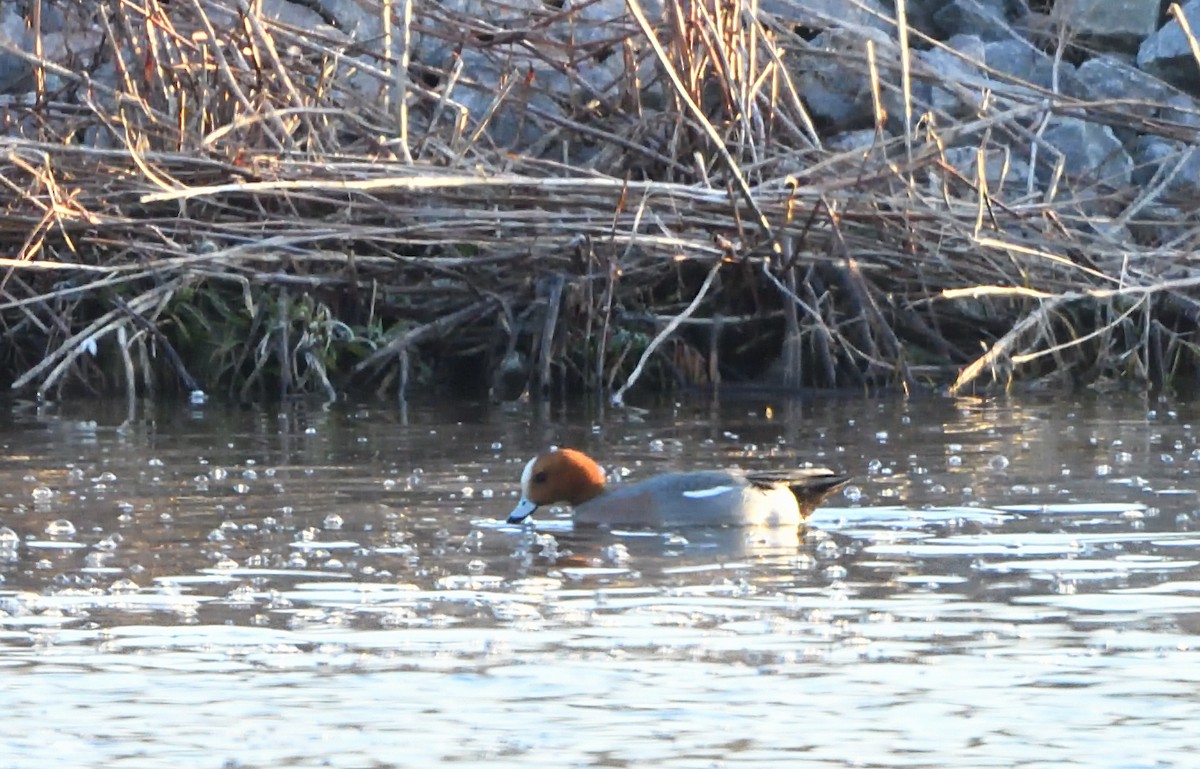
[
  {"x1": 1039, "y1": 117, "x2": 1134, "y2": 188},
  {"x1": 1137, "y1": 0, "x2": 1200, "y2": 91},
  {"x1": 1071, "y1": 0, "x2": 1162, "y2": 53}
]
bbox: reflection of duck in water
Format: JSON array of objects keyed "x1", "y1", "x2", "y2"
[{"x1": 507, "y1": 448, "x2": 849, "y2": 529}]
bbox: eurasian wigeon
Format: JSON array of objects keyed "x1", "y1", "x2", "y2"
[{"x1": 507, "y1": 448, "x2": 849, "y2": 528}]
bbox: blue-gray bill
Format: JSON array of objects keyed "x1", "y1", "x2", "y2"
[{"x1": 507, "y1": 497, "x2": 538, "y2": 524}]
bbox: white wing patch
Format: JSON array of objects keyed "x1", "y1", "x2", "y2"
[{"x1": 682, "y1": 485, "x2": 735, "y2": 499}]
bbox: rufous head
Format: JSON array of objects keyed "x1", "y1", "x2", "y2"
[{"x1": 507, "y1": 448, "x2": 606, "y2": 524}]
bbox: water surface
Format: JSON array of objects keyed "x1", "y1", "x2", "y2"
[{"x1": 1, "y1": 394, "x2": 1197, "y2": 768}]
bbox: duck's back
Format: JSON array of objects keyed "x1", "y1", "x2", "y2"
[{"x1": 572, "y1": 471, "x2": 803, "y2": 528}]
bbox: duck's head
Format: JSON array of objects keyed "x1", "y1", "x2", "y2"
[{"x1": 507, "y1": 448, "x2": 606, "y2": 524}]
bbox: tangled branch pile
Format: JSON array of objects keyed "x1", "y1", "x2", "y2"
[{"x1": 0, "y1": 0, "x2": 1197, "y2": 402}]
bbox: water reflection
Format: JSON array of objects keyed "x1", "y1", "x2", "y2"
[{"x1": 1, "y1": 394, "x2": 1200, "y2": 767}]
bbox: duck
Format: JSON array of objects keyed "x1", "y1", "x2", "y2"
[{"x1": 507, "y1": 448, "x2": 849, "y2": 528}]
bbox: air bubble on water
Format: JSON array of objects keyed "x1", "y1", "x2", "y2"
[
  {"x1": 1052, "y1": 579, "x2": 1077, "y2": 595},
  {"x1": 35, "y1": 558, "x2": 52, "y2": 570},
  {"x1": 866, "y1": 459, "x2": 883, "y2": 474},
  {"x1": 947, "y1": 454, "x2": 964, "y2": 468},
  {"x1": 1096, "y1": 464, "x2": 1112, "y2": 477},
  {"x1": 210, "y1": 468, "x2": 228, "y2": 481},
  {"x1": 815, "y1": 540, "x2": 841, "y2": 559},
  {"x1": 662, "y1": 533, "x2": 688, "y2": 549},
  {"x1": 842, "y1": 485, "x2": 863, "y2": 503},
  {"x1": 242, "y1": 469, "x2": 258, "y2": 480},
  {"x1": 875, "y1": 431, "x2": 888, "y2": 443},
  {"x1": 879, "y1": 488, "x2": 898, "y2": 498},
  {"x1": 791, "y1": 554, "x2": 815, "y2": 571},
  {"x1": 987, "y1": 455, "x2": 1010, "y2": 471},
  {"x1": 109, "y1": 578, "x2": 139, "y2": 594},
  {"x1": 288, "y1": 552, "x2": 308, "y2": 568},
  {"x1": 1114, "y1": 451, "x2": 1133, "y2": 464},
  {"x1": 225, "y1": 584, "x2": 256, "y2": 604},
  {"x1": 467, "y1": 559, "x2": 487, "y2": 574},
  {"x1": 232, "y1": 483, "x2": 250, "y2": 494},
  {"x1": 323, "y1": 558, "x2": 345, "y2": 570},
  {"x1": 481, "y1": 488, "x2": 494, "y2": 499},
  {"x1": 96, "y1": 534, "x2": 123, "y2": 551},
  {"x1": 323, "y1": 514, "x2": 344, "y2": 530},
  {"x1": 823, "y1": 565, "x2": 848, "y2": 580},
  {"x1": 461, "y1": 486, "x2": 475, "y2": 498},
  {"x1": 32, "y1": 486, "x2": 54, "y2": 502},
  {"x1": 603, "y1": 544, "x2": 631, "y2": 565},
  {"x1": 648, "y1": 439, "x2": 665, "y2": 452},
  {"x1": 213, "y1": 556, "x2": 239, "y2": 570},
  {"x1": 491, "y1": 442, "x2": 503, "y2": 450},
  {"x1": 537, "y1": 534, "x2": 559, "y2": 559},
  {"x1": 44, "y1": 519, "x2": 76, "y2": 537},
  {"x1": 207, "y1": 528, "x2": 227, "y2": 542},
  {"x1": 383, "y1": 479, "x2": 397, "y2": 491},
  {"x1": 1161, "y1": 454, "x2": 1175, "y2": 464}
]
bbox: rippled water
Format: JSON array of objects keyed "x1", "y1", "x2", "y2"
[{"x1": 2, "y1": 394, "x2": 1198, "y2": 768}]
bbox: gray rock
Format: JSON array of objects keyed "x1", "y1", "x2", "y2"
[
  {"x1": 1075, "y1": 56, "x2": 1175, "y2": 142},
  {"x1": 1130, "y1": 135, "x2": 1183, "y2": 186},
  {"x1": 1071, "y1": 0, "x2": 1162, "y2": 52},
  {"x1": 941, "y1": 145, "x2": 1031, "y2": 191},
  {"x1": 1125, "y1": 137, "x2": 1200, "y2": 206},
  {"x1": 789, "y1": 29, "x2": 880, "y2": 130},
  {"x1": 758, "y1": 0, "x2": 895, "y2": 34},
  {"x1": 0, "y1": 8, "x2": 32, "y2": 93},
  {"x1": 984, "y1": 39, "x2": 1082, "y2": 96},
  {"x1": 1076, "y1": 56, "x2": 1172, "y2": 118},
  {"x1": 1137, "y1": 0, "x2": 1200, "y2": 91},
  {"x1": 1039, "y1": 117, "x2": 1133, "y2": 188},
  {"x1": 1160, "y1": 92, "x2": 1200, "y2": 128},
  {"x1": 934, "y1": 0, "x2": 1019, "y2": 41},
  {"x1": 826, "y1": 129, "x2": 880, "y2": 153},
  {"x1": 904, "y1": 0, "x2": 951, "y2": 37},
  {"x1": 919, "y1": 35, "x2": 990, "y2": 115}
]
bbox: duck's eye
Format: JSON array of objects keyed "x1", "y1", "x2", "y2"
[{"x1": 532, "y1": 471, "x2": 548, "y2": 484}]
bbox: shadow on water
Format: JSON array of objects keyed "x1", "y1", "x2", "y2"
[{"x1": 2, "y1": 393, "x2": 1200, "y2": 767}]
